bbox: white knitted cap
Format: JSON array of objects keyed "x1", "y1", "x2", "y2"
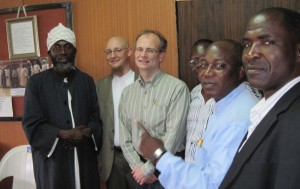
[{"x1": 47, "y1": 23, "x2": 76, "y2": 51}]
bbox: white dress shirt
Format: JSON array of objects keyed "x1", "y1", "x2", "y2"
[
  {"x1": 239, "y1": 76, "x2": 300, "y2": 151},
  {"x1": 112, "y1": 69, "x2": 135, "y2": 146}
]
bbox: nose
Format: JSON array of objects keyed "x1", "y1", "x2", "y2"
[
  {"x1": 202, "y1": 65, "x2": 214, "y2": 77},
  {"x1": 140, "y1": 50, "x2": 148, "y2": 57},
  {"x1": 244, "y1": 43, "x2": 260, "y2": 61},
  {"x1": 110, "y1": 51, "x2": 117, "y2": 58},
  {"x1": 57, "y1": 46, "x2": 67, "y2": 55},
  {"x1": 61, "y1": 47, "x2": 66, "y2": 54}
]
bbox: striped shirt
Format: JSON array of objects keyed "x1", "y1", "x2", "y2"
[
  {"x1": 185, "y1": 84, "x2": 216, "y2": 163},
  {"x1": 119, "y1": 70, "x2": 190, "y2": 176}
]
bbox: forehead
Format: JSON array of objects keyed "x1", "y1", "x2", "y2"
[
  {"x1": 191, "y1": 45, "x2": 208, "y2": 57},
  {"x1": 204, "y1": 43, "x2": 234, "y2": 61},
  {"x1": 136, "y1": 33, "x2": 160, "y2": 47},
  {"x1": 243, "y1": 12, "x2": 289, "y2": 40},
  {"x1": 53, "y1": 40, "x2": 72, "y2": 46},
  {"x1": 106, "y1": 37, "x2": 127, "y2": 48}
]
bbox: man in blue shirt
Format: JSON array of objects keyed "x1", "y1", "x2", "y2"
[{"x1": 139, "y1": 39, "x2": 258, "y2": 189}]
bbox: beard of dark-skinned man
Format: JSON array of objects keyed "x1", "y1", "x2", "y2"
[{"x1": 51, "y1": 53, "x2": 76, "y2": 77}]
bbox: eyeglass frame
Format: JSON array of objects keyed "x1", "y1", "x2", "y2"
[
  {"x1": 135, "y1": 47, "x2": 160, "y2": 55},
  {"x1": 104, "y1": 48, "x2": 128, "y2": 56},
  {"x1": 189, "y1": 57, "x2": 200, "y2": 66}
]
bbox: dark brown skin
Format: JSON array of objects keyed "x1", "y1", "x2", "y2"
[
  {"x1": 138, "y1": 121, "x2": 164, "y2": 166},
  {"x1": 242, "y1": 11, "x2": 300, "y2": 99},
  {"x1": 58, "y1": 125, "x2": 92, "y2": 149}
]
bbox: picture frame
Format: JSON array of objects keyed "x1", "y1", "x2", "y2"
[
  {"x1": 0, "y1": 2, "x2": 73, "y2": 120},
  {"x1": 5, "y1": 16, "x2": 40, "y2": 59}
]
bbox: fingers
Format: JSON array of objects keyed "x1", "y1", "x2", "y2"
[
  {"x1": 63, "y1": 140, "x2": 76, "y2": 149},
  {"x1": 137, "y1": 175, "x2": 157, "y2": 185},
  {"x1": 81, "y1": 127, "x2": 92, "y2": 137},
  {"x1": 147, "y1": 175, "x2": 158, "y2": 183},
  {"x1": 132, "y1": 166, "x2": 157, "y2": 185}
]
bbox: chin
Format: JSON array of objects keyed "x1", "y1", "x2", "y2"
[
  {"x1": 111, "y1": 64, "x2": 122, "y2": 69},
  {"x1": 137, "y1": 64, "x2": 149, "y2": 70},
  {"x1": 54, "y1": 62, "x2": 74, "y2": 76},
  {"x1": 248, "y1": 78, "x2": 262, "y2": 88}
]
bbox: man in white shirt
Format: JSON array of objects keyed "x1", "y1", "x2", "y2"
[
  {"x1": 96, "y1": 36, "x2": 137, "y2": 189},
  {"x1": 185, "y1": 39, "x2": 213, "y2": 163}
]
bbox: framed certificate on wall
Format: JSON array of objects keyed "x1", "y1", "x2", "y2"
[{"x1": 6, "y1": 16, "x2": 40, "y2": 59}]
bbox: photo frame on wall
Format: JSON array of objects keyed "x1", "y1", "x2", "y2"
[
  {"x1": 6, "y1": 16, "x2": 40, "y2": 59},
  {"x1": 0, "y1": 2, "x2": 73, "y2": 120}
]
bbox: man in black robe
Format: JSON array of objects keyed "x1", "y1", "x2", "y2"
[{"x1": 22, "y1": 23, "x2": 102, "y2": 189}]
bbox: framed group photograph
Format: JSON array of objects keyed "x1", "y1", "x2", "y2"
[{"x1": 5, "y1": 16, "x2": 40, "y2": 59}]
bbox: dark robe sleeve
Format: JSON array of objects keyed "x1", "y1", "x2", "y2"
[{"x1": 22, "y1": 76, "x2": 60, "y2": 158}]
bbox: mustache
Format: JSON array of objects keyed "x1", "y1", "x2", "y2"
[{"x1": 244, "y1": 59, "x2": 261, "y2": 65}]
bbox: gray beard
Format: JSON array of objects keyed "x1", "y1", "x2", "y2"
[{"x1": 53, "y1": 62, "x2": 74, "y2": 76}]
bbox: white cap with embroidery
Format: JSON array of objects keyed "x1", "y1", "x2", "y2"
[{"x1": 46, "y1": 23, "x2": 76, "y2": 51}]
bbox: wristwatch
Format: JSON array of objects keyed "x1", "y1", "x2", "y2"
[{"x1": 150, "y1": 147, "x2": 166, "y2": 165}]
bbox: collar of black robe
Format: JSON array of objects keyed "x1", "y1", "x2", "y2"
[{"x1": 52, "y1": 67, "x2": 77, "y2": 87}]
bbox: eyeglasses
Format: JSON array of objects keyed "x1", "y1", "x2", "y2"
[
  {"x1": 189, "y1": 57, "x2": 200, "y2": 66},
  {"x1": 104, "y1": 48, "x2": 128, "y2": 56},
  {"x1": 196, "y1": 59, "x2": 227, "y2": 71},
  {"x1": 135, "y1": 47, "x2": 159, "y2": 55}
]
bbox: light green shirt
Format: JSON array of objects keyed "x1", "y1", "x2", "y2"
[{"x1": 119, "y1": 70, "x2": 190, "y2": 176}]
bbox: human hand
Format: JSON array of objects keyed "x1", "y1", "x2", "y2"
[
  {"x1": 132, "y1": 166, "x2": 157, "y2": 185},
  {"x1": 132, "y1": 166, "x2": 145, "y2": 183},
  {"x1": 58, "y1": 125, "x2": 91, "y2": 149},
  {"x1": 139, "y1": 174, "x2": 157, "y2": 185},
  {"x1": 80, "y1": 126, "x2": 92, "y2": 137},
  {"x1": 137, "y1": 121, "x2": 164, "y2": 160}
]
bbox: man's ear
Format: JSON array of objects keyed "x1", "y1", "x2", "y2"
[
  {"x1": 127, "y1": 48, "x2": 133, "y2": 57},
  {"x1": 159, "y1": 52, "x2": 166, "y2": 63},
  {"x1": 73, "y1": 48, "x2": 77, "y2": 56}
]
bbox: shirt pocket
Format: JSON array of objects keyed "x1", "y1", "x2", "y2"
[{"x1": 146, "y1": 103, "x2": 168, "y2": 133}]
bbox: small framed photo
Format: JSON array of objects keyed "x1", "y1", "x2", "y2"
[{"x1": 6, "y1": 16, "x2": 40, "y2": 59}]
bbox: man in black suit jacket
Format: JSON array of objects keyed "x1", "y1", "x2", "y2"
[{"x1": 219, "y1": 7, "x2": 300, "y2": 189}]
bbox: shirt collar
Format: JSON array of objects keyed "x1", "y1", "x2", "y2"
[
  {"x1": 138, "y1": 70, "x2": 163, "y2": 87},
  {"x1": 113, "y1": 69, "x2": 134, "y2": 80},
  {"x1": 214, "y1": 82, "x2": 247, "y2": 111},
  {"x1": 251, "y1": 76, "x2": 300, "y2": 120}
]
